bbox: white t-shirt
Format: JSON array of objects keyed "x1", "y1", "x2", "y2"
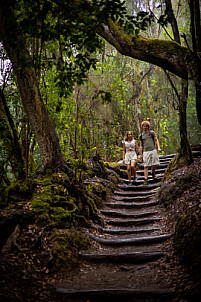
[{"x1": 125, "y1": 139, "x2": 135, "y2": 152}]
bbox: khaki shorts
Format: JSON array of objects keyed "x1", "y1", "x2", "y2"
[
  {"x1": 125, "y1": 151, "x2": 137, "y2": 165},
  {"x1": 143, "y1": 150, "x2": 160, "y2": 167}
]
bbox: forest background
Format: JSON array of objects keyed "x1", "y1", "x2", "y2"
[
  {"x1": 0, "y1": 2, "x2": 201, "y2": 300},
  {"x1": 0, "y1": 0, "x2": 201, "y2": 184}
]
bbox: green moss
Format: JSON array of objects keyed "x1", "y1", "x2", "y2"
[
  {"x1": 50, "y1": 229, "x2": 90, "y2": 270},
  {"x1": 31, "y1": 187, "x2": 78, "y2": 227},
  {"x1": 41, "y1": 177, "x2": 52, "y2": 186},
  {"x1": 0, "y1": 179, "x2": 37, "y2": 204},
  {"x1": 163, "y1": 154, "x2": 188, "y2": 182},
  {"x1": 108, "y1": 162, "x2": 121, "y2": 170}
]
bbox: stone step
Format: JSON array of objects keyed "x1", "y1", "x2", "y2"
[
  {"x1": 100, "y1": 210, "x2": 158, "y2": 219},
  {"x1": 121, "y1": 177, "x2": 162, "y2": 185},
  {"x1": 84, "y1": 232, "x2": 171, "y2": 246},
  {"x1": 114, "y1": 190, "x2": 156, "y2": 197},
  {"x1": 105, "y1": 217, "x2": 162, "y2": 227},
  {"x1": 105, "y1": 200, "x2": 158, "y2": 209},
  {"x1": 118, "y1": 183, "x2": 161, "y2": 191},
  {"x1": 56, "y1": 287, "x2": 175, "y2": 301},
  {"x1": 159, "y1": 153, "x2": 176, "y2": 158},
  {"x1": 111, "y1": 195, "x2": 153, "y2": 202},
  {"x1": 137, "y1": 163, "x2": 169, "y2": 170},
  {"x1": 137, "y1": 167, "x2": 166, "y2": 176},
  {"x1": 79, "y1": 250, "x2": 167, "y2": 263},
  {"x1": 101, "y1": 226, "x2": 161, "y2": 235},
  {"x1": 120, "y1": 163, "x2": 168, "y2": 170},
  {"x1": 158, "y1": 158, "x2": 172, "y2": 163}
]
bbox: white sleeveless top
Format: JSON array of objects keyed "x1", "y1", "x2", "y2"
[{"x1": 125, "y1": 139, "x2": 136, "y2": 152}]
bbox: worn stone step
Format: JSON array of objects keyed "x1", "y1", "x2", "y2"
[
  {"x1": 114, "y1": 190, "x2": 156, "y2": 197},
  {"x1": 136, "y1": 171, "x2": 165, "y2": 175},
  {"x1": 112, "y1": 195, "x2": 152, "y2": 202},
  {"x1": 120, "y1": 163, "x2": 168, "y2": 170},
  {"x1": 100, "y1": 210, "x2": 158, "y2": 219},
  {"x1": 56, "y1": 287, "x2": 175, "y2": 301},
  {"x1": 79, "y1": 250, "x2": 166, "y2": 263},
  {"x1": 105, "y1": 217, "x2": 162, "y2": 227},
  {"x1": 118, "y1": 183, "x2": 161, "y2": 191},
  {"x1": 137, "y1": 164, "x2": 168, "y2": 171},
  {"x1": 158, "y1": 158, "x2": 172, "y2": 163},
  {"x1": 159, "y1": 153, "x2": 176, "y2": 159},
  {"x1": 84, "y1": 232, "x2": 171, "y2": 246},
  {"x1": 122, "y1": 177, "x2": 162, "y2": 185},
  {"x1": 105, "y1": 200, "x2": 158, "y2": 209},
  {"x1": 100, "y1": 226, "x2": 161, "y2": 235}
]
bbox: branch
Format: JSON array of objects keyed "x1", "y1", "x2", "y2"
[
  {"x1": 163, "y1": 69, "x2": 179, "y2": 101},
  {"x1": 99, "y1": 21, "x2": 189, "y2": 80}
]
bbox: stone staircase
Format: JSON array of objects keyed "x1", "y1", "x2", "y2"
[{"x1": 56, "y1": 154, "x2": 176, "y2": 301}]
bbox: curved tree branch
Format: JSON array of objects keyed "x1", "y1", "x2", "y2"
[{"x1": 99, "y1": 21, "x2": 191, "y2": 80}]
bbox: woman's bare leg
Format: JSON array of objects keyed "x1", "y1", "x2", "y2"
[
  {"x1": 127, "y1": 165, "x2": 131, "y2": 183},
  {"x1": 131, "y1": 162, "x2": 136, "y2": 179}
]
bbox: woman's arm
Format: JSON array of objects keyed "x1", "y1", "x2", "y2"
[{"x1": 123, "y1": 142, "x2": 126, "y2": 163}]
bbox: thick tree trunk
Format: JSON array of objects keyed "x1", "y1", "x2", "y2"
[{"x1": 0, "y1": 5, "x2": 68, "y2": 173}]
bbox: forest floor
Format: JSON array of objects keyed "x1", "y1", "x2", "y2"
[{"x1": 0, "y1": 156, "x2": 201, "y2": 302}]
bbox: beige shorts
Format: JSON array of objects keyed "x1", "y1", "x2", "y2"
[
  {"x1": 125, "y1": 151, "x2": 137, "y2": 165},
  {"x1": 143, "y1": 150, "x2": 160, "y2": 167}
]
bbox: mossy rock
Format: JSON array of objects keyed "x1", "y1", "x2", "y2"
[
  {"x1": 174, "y1": 204, "x2": 201, "y2": 298},
  {"x1": 107, "y1": 169, "x2": 120, "y2": 184},
  {"x1": 0, "y1": 179, "x2": 37, "y2": 205},
  {"x1": 174, "y1": 205, "x2": 201, "y2": 266},
  {"x1": 158, "y1": 167, "x2": 199, "y2": 207},
  {"x1": 163, "y1": 154, "x2": 189, "y2": 183},
  {"x1": 50, "y1": 228, "x2": 91, "y2": 270},
  {"x1": 108, "y1": 163, "x2": 127, "y2": 178}
]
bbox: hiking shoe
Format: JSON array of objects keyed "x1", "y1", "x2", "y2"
[
  {"x1": 152, "y1": 173, "x2": 157, "y2": 179},
  {"x1": 132, "y1": 178, "x2": 136, "y2": 185},
  {"x1": 143, "y1": 179, "x2": 148, "y2": 185}
]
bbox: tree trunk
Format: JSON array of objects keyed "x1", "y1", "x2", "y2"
[
  {"x1": 165, "y1": 0, "x2": 194, "y2": 162},
  {"x1": 178, "y1": 80, "x2": 194, "y2": 163},
  {"x1": 0, "y1": 89, "x2": 26, "y2": 180},
  {"x1": 0, "y1": 5, "x2": 69, "y2": 174}
]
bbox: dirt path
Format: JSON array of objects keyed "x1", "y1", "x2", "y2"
[{"x1": 54, "y1": 155, "x2": 177, "y2": 301}]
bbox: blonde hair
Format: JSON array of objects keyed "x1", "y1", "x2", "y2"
[{"x1": 141, "y1": 121, "x2": 150, "y2": 128}]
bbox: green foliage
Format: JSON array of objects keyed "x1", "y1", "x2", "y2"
[{"x1": 1, "y1": 0, "x2": 201, "y2": 184}]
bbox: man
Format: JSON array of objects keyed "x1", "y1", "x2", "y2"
[{"x1": 139, "y1": 121, "x2": 161, "y2": 185}]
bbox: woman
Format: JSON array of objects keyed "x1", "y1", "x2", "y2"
[{"x1": 123, "y1": 131, "x2": 141, "y2": 185}]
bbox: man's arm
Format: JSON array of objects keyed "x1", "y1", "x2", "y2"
[
  {"x1": 136, "y1": 141, "x2": 142, "y2": 157},
  {"x1": 154, "y1": 136, "x2": 161, "y2": 152}
]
